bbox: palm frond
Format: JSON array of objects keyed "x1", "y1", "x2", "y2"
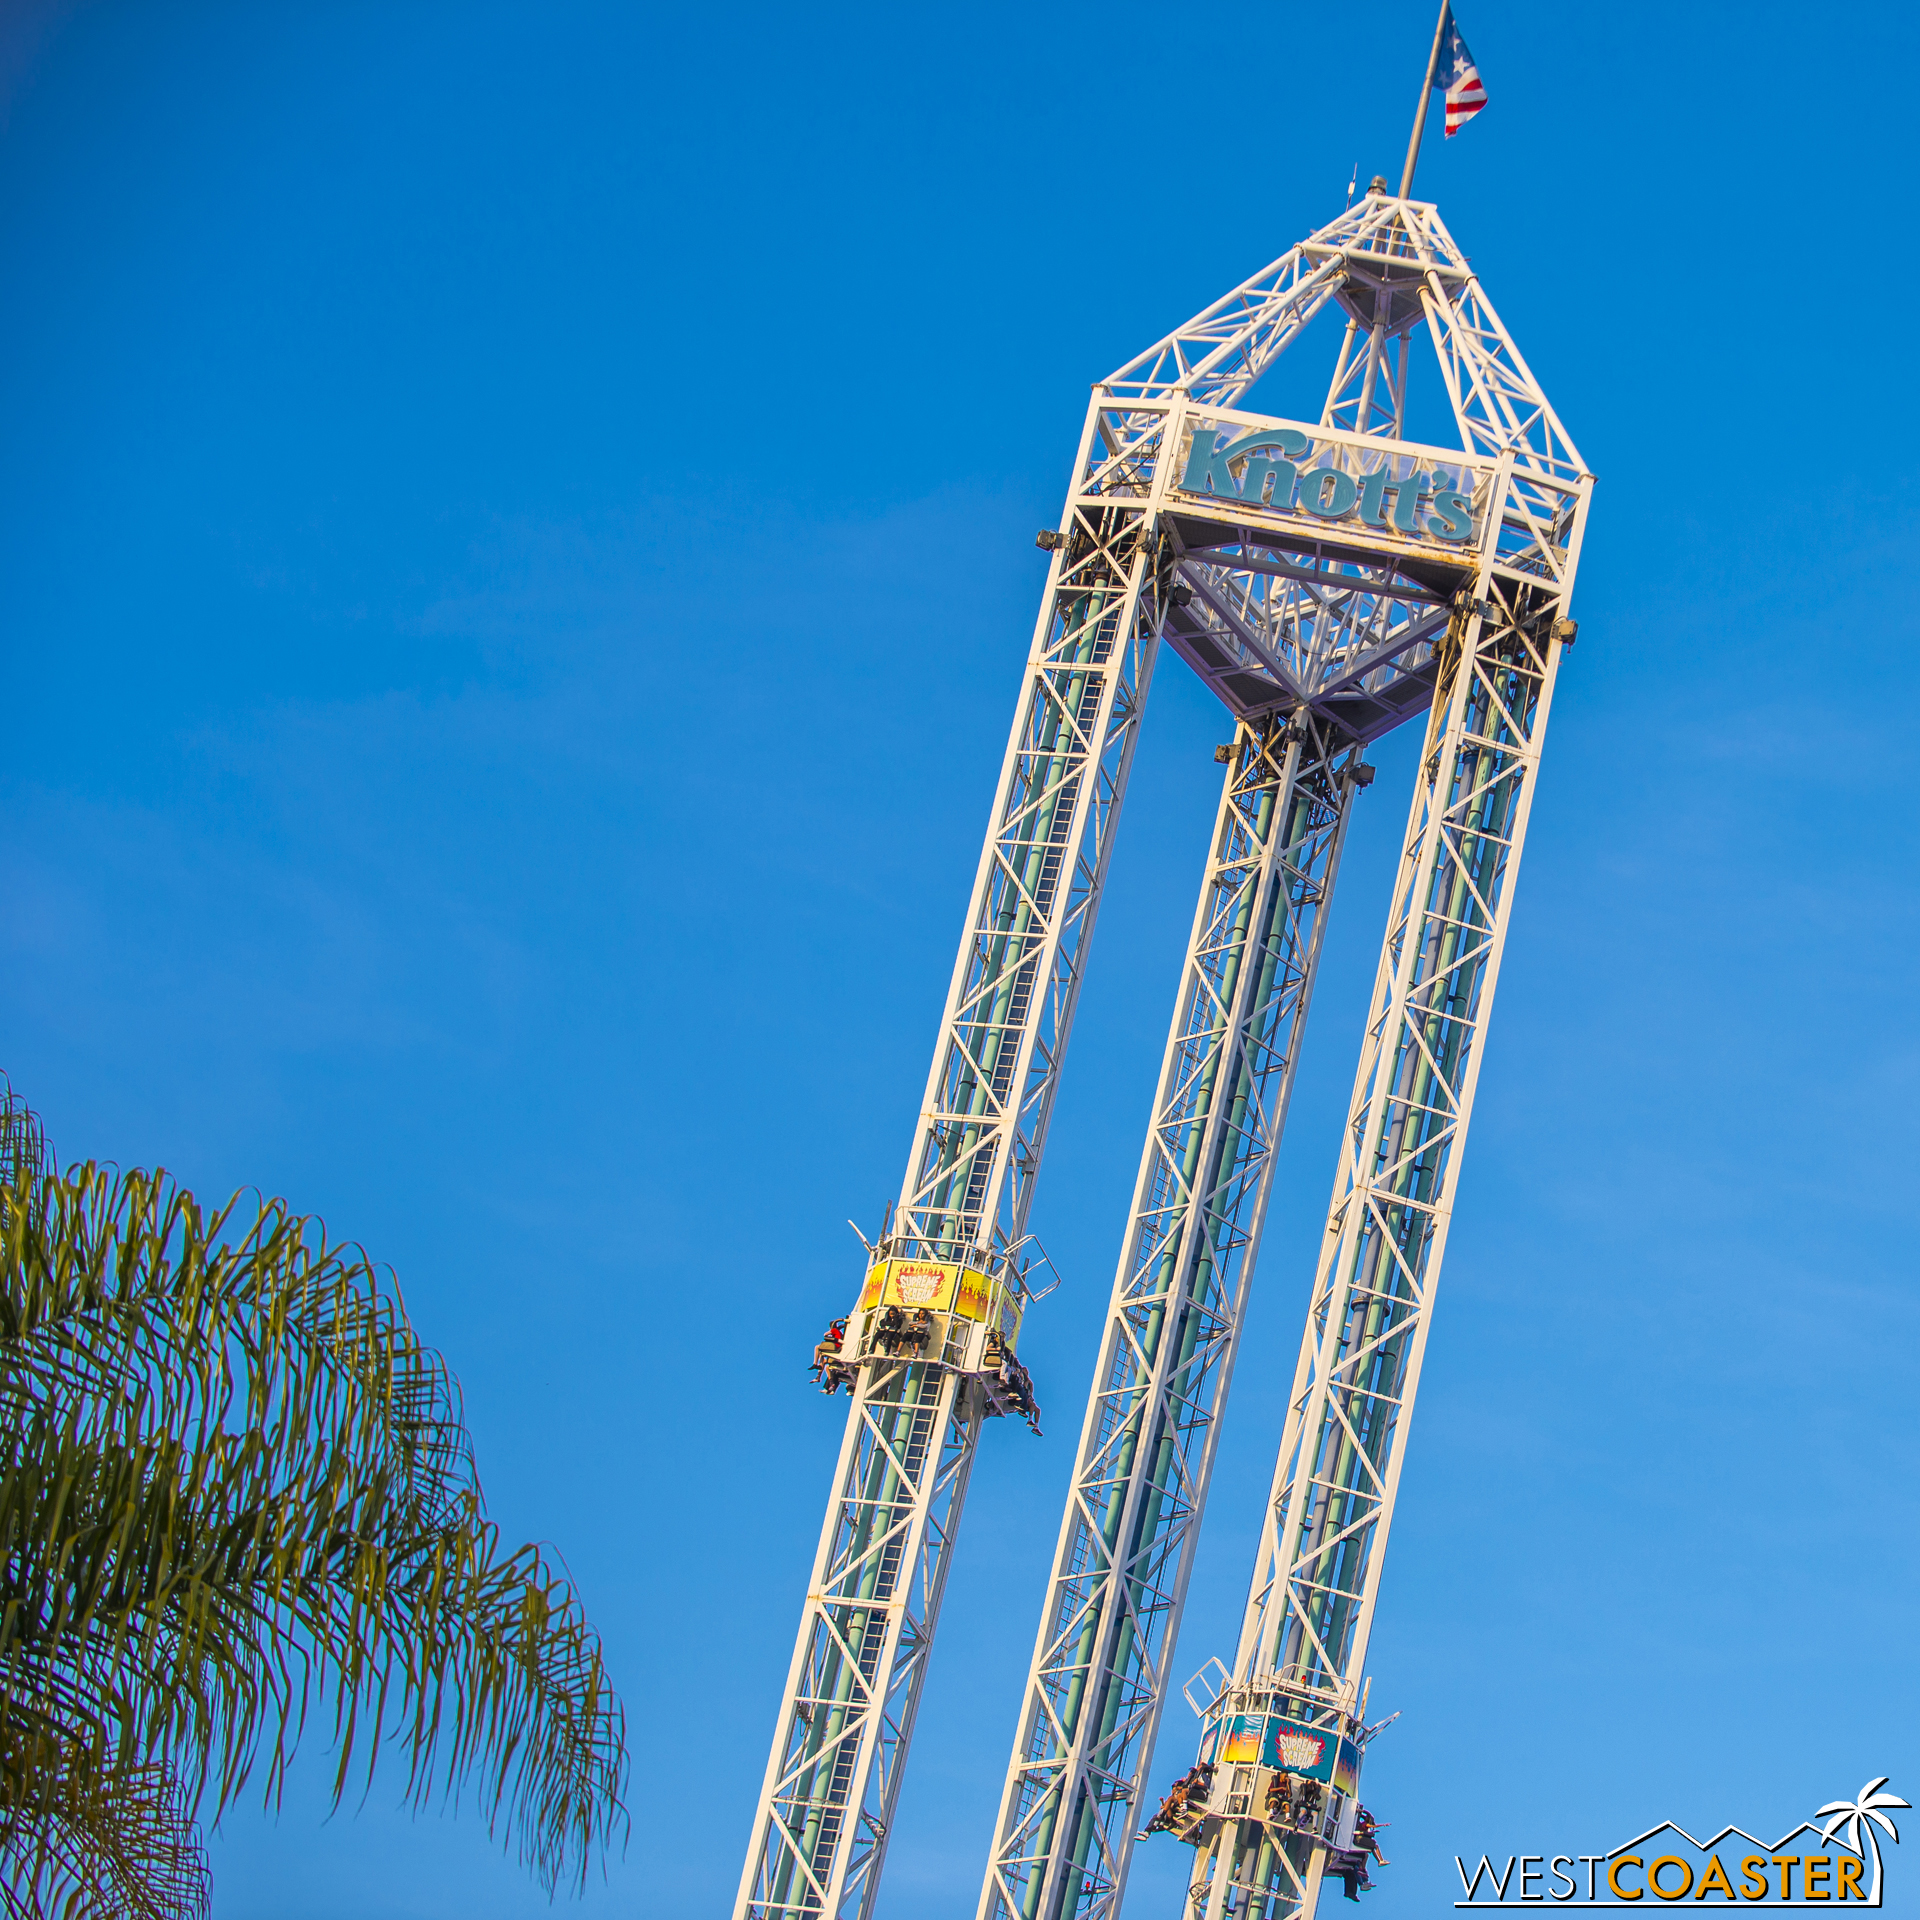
[
  {"x1": 0, "y1": 1083, "x2": 629, "y2": 1913},
  {"x1": 0, "y1": 1742, "x2": 210, "y2": 1920}
]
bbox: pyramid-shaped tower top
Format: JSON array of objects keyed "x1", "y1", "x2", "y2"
[
  {"x1": 1100, "y1": 190, "x2": 1585, "y2": 485},
  {"x1": 1060, "y1": 190, "x2": 1593, "y2": 742}
]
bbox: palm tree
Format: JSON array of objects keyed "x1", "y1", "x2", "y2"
[
  {"x1": 1817, "y1": 1778, "x2": 1908, "y2": 1902},
  {"x1": 0, "y1": 1085, "x2": 628, "y2": 1917}
]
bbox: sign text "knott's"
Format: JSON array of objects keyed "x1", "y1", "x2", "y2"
[{"x1": 1179, "y1": 426, "x2": 1475, "y2": 544}]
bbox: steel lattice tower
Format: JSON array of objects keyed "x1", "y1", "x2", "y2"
[{"x1": 736, "y1": 185, "x2": 1591, "y2": 1920}]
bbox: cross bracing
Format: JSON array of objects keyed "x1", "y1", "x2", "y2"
[
  {"x1": 739, "y1": 185, "x2": 1591, "y2": 1920},
  {"x1": 736, "y1": 447, "x2": 1167, "y2": 1920},
  {"x1": 1098, "y1": 194, "x2": 1582, "y2": 487},
  {"x1": 1180, "y1": 574, "x2": 1581, "y2": 1920},
  {"x1": 901, "y1": 498, "x2": 1160, "y2": 1267},
  {"x1": 1167, "y1": 528, "x2": 1455, "y2": 740},
  {"x1": 746, "y1": 1362, "x2": 975, "y2": 1920},
  {"x1": 978, "y1": 710, "x2": 1358, "y2": 1920},
  {"x1": 980, "y1": 192, "x2": 1589, "y2": 1920}
]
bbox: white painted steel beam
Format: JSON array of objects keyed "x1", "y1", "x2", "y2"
[
  {"x1": 735, "y1": 408, "x2": 1167, "y2": 1920},
  {"x1": 979, "y1": 190, "x2": 1591, "y2": 1920},
  {"x1": 978, "y1": 708, "x2": 1363, "y2": 1920},
  {"x1": 1180, "y1": 486, "x2": 1591, "y2": 1920},
  {"x1": 740, "y1": 184, "x2": 1593, "y2": 1920}
]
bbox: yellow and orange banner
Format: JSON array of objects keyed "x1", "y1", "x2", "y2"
[{"x1": 859, "y1": 1258, "x2": 992, "y2": 1322}]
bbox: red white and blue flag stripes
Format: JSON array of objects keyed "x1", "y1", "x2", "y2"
[{"x1": 1436, "y1": 7, "x2": 1487, "y2": 137}]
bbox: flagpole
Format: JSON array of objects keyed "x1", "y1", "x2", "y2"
[{"x1": 1398, "y1": 0, "x2": 1450, "y2": 198}]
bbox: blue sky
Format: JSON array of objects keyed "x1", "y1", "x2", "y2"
[{"x1": 4, "y1": 3, "x2": 1918, "y2": 1917}]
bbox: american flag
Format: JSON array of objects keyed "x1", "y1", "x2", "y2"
[{"x1": 1437, "y1": 9, "x2": 1487, "y2": 137}]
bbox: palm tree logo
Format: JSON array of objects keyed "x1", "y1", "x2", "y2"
[{"x1": 1817, "y1": 1778, "x2": 1910, "y2": 1904}]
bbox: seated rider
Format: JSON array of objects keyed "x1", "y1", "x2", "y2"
[
  {"x1": 1139, "y1": 1762, "x2": 1214, "y2": 1840},
  {"x1": 1264, "y1": 1771, "x2": 1294, "y2": 1825},
  {"x1": 1328, "y1": 1846, "x2": 1373, "y2": 1902},
  {"x1": 1354, "y1": 1806, "x2": 1388, "y2": 1865},
  {"x1": 810, "y1": 1316, "x2": 857, "y2": 1393},
  {"x1": 983, "y1": 1332, "x2": 1044, "y2": 1435},
  {"x1": 811, "y1": 1317, "x2": 846, "y2": 1371}
]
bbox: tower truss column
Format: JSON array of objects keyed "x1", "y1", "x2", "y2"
[
  {"x1": 735, "y1": 413, "x2": 1170, "y2": 1920},
  {"x1": 1182, "y1": 563, "x2": 1586, "y2": 1920},
  {"x1": 740, "y1": 182, "x2": 1595, "y2": 1920},
  {"x1": 978, "y1": 706, "x2": 1364, "y2": 1920}
]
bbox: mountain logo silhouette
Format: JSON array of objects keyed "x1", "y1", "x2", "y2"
[{"x1": 1452, "y1": 1779, "x2": 1907, "y2": 1908}]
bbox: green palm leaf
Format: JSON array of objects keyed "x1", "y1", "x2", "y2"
[{"x1": 0, "y1": 1086, "x2": 628, "y2": 1917}]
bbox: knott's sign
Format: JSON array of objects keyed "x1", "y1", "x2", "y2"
[{"x1": 1171, "y1": 414, "x2": 1491, "y2": 548}]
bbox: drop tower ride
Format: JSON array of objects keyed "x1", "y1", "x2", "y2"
[{"x1": 735, "y1": 175, "x2": 1592, "y2": 1920}]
